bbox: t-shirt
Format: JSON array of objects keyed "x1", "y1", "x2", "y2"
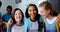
[
  {"x1": 2, "y1": 13, "x2": 11, "y2": 22},
  {"x1": 29, "y1": 20, "x2": 38, "y2": 32},
  {"x1": 11, "y1": 24, "x2": 24, "y2": 32},
  {"x1": 44, "y1": 17, "x2": 57, "y2": 32}
]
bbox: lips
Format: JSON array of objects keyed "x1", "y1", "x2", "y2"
[
  {"x1": 15, "y1": 16, "x2": 22, "y2": 21},
  {"x1": 16, "y1": 16, "x2": 21, "y2": 19},
  {"x1": 30, "y1": 14, "x2": 36, "y2": 19},
  {"x1": 30, "y1": 13, "x2": 36, "y2": 17},
  {"x1": 15, "y1": 18, "x2": 21, "y2": 22}
]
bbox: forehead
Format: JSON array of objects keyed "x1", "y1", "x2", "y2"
[
  {"x1": 15, "y1": 10, "x2": 21, "y2": 13},
  {"x1": 7, "y1": 8, "x2": 11, "y2": 10},
  {"x1": 39, "y1": 7, "x2": 46, "y2": 11},
  {"x1": 29, "y1": 6, "x2": 36, "y2": 9}
]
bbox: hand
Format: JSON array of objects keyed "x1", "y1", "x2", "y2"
[
  {"x1": 8, "y1": 18, "x2": 13, "y2": 26},
  {"x1": 0, "y1": 22, "x2": 3, "y2": 26}
]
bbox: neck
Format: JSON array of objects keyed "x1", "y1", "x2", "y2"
[
  {"x1": 7, "y1": 13, "x2": 11, "y2": 14},
  {"x1": 30, "y1": 17, "x2": 36, "y2": 22},
  {"x1": 16, "y1": 21, "x2": 22, "y2": 25}
]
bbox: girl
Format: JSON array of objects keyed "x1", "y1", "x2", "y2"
[
  {"x1": 0, "y1": 12, "x2": 7, "y2": 32},
  {"x1": 39, "y1": 1, "x2": 58, "y2": 32},
  {"x1": 56, "y1": 12, "x2": 60, "y2": 32},
  {"x1": 11, "y1": 8, "x2": 24, "y2": 32},
  {"x1": 7, "y1": 4, "x2": 43, "y2": 32},
  {"x1": 24, "y1": 4, "x2": 43, "y2": 32}
]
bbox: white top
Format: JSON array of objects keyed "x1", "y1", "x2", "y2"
[
  {"x1": 11, "y1": 24, "x2": 24, "y2": 32},
  {"x1": 29, "y1": 20, "x2": 38, "y2": 32},
  {"x1": 44, "y1": 17, "x2": 57, "y2": 32},
  {"x1": 44, "y1": 17, "x2": 57, "y2": 24}
]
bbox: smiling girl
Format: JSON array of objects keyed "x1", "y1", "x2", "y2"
[
  {"x1": 39, "y1": 1, "x2": 58, "y2": 32},
  {"x1": 11, "y1": 8, "x2": 24, "y2": 32}
]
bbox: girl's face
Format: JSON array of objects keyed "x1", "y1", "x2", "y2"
[
  {"x1": 39, "y1": 7, "x2": 50, "y2": 18},
  {"x1": 57, "y1": 14, "x2": 60, "y2": 21},
  {"x1": 6, "y1": 8, "x2": 12, "y2": 14},
  {"x1": 15, "y1": 10, "x2": 22, "y2": 23},
  {"x1": 28, "y1": 6, "x2": 37, "y2": 19}
]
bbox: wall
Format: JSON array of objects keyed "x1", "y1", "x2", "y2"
[
  {"x1": 16, "y1": 0, "x2": 47, "y2": 15},
  {"x1": 0, "y1": 0, "x2": 16, "y2": 15},
  {"x1": 48, "y1": 0, "x2": 58, "y2": 11},
  {"x1": 0, "y1": 0, "x2": 47, "y2": 15}
]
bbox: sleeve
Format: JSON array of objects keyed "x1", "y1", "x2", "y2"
[
  {"x1": 24, "y1": 17, "x2": 29, "y2": 32},
  {"x1": 2, "y1": 15, "x2": 4, "y2": 21},
  {"x1": 56, "y1": 20, "x2": 59, "y2": 32},
  {"x1": 7, "y1": 25, "x2": 12, "y2": 32}
]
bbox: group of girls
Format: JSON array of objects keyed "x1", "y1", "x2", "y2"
[{"x1": 7, "y1": 1, "x2": 60, "y2": 32}]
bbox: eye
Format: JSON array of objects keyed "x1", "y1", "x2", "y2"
[
  {"x1": 29, "y1": 10, "x2": 31, "y2": 12},
  {"x1": 33, "y1": 9, "x2": 36, "y2": 11},
  {"x1": 15, "y1": 13, "x2": 17, "y2": 15}
]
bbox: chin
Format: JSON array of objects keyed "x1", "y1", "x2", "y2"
[{"x1": 16, "y1": 19, "x2": 21, "y2": 21}]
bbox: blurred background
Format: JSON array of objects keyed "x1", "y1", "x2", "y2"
[{"x1": 0, "y1": 0, "x2": 60, "y2": 15}]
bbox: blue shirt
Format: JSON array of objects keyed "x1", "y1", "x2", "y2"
[
  {"x1": 44, "y1": 17, "x2": 56, "y2": 32},
  {"x1": 2, "y1": 13, "x2": 11, "y2": 22}
]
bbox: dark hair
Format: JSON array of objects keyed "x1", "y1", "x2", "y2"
[
  {"x1": 0, "y1": 1, "x2": 2, "y2": 7},
  {"x1": 58, "y1": 11, "x2": 60, "y2": 13},
  {"x1": 7, "y1": 5, "x2": 12, "y2": 11},
  {"x1": 39, "y1": 1, "x2": 58, "y2": 16},
  {"x1": 25, "y1": 4, "x2": 39, "y2": 18},
  {"x1": 12, "y1": 8, "x2": 24, "y2": 24}
]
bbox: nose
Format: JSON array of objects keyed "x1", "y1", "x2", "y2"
[
  {"x1": 17, "y1": 14, "x2": 20, "y2": 17},
  {"x1": 31, "y1": 10, "x2": 34, "y2": 14}
]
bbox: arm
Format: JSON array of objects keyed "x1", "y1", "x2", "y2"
[{"x1": 7, "y1": 18, "x2": 13, "y2": 32}]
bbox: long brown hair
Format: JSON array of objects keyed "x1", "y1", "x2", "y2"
[
  {"x1": 39, "y1": 1, "x2": 58, "y2": 16},
  {"x1": 12, "y1": 8, "x2": 24, "y2": 24}
]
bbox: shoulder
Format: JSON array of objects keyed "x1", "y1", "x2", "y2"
[
  {"x1": 11, "y1": 25, "x2": 15, "y2": 32},
  {"x1": 12, "y1": 24, "x2": 16, "y2": 29},
  {"x1": 24, "y1": 16, "x2": 30, "y2": 22},
  {"x1": 2, "y1": 13, "x2": 7, "y2": 16}
]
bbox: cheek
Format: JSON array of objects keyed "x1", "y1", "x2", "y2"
[
  {"x1": 34, "y1": 11, "x2": 37, "y2": 15},
  {"x1": 41, "y1": 13, "x2": 45, "y2": 16},
  {"x1": 28, "y1": 11, "x2": 30, "y2": 15},
  {"x1": 58, "y1": 14, "x2": 60, "y2": 19},
  {"x1": 41, "y1": 12, "x2": 47, "y2": 18},
  {"x1": 20, "y1": 15, "x2": 22, "y2": 19},
  {"x1": 44, "y1": 12, "x2": 47, "y2": 16},
  {"x1": 28, "y1": 11, "x2": 31, "y2": 16},
  {"x1": 15, "y1": 15, "x2": 17, "y2": 20}
]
